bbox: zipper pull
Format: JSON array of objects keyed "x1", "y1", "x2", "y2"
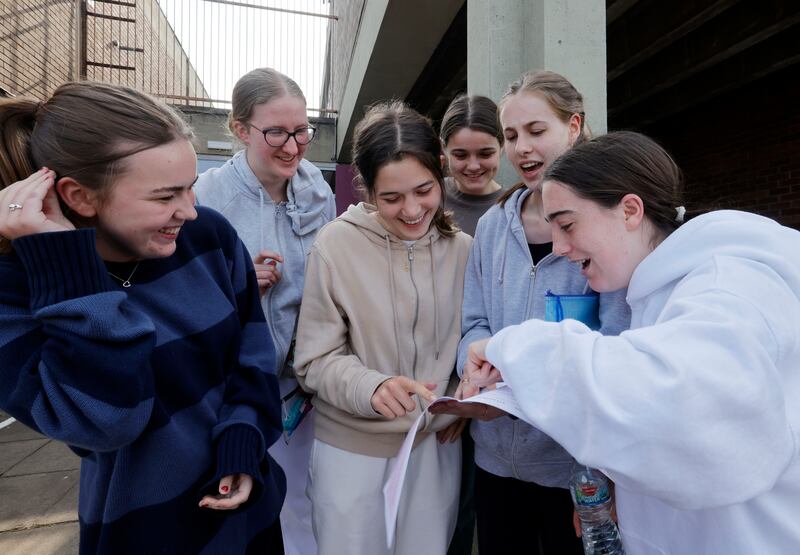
[
  {"x1": 530, "y1": 265, "x2": 536, "y2": 278},
  {"x1": 407, "y1": 245, "x2": 414, "y2": 261}
]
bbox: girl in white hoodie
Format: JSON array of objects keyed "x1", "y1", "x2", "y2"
[
  {"x1": 294, "y1": 101, "x2": 472, "y2": 555},
  {"x1": 459, "y1": 131, "x2": 800, "y2": 554}
]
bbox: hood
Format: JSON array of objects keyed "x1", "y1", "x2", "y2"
[
  {"x1": 229, "y1": 150, "x2": 331, "y2": 235},
  {"x1": 628, "y1": 210, "x2": 800, "y2": 303},
  {"x1": 338, "y1": 202, "x2": 443, "y2": 246}
]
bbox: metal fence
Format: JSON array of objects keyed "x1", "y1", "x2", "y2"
[{"x1": 79, "y1": 0, "x2": 337, "y2": 114}]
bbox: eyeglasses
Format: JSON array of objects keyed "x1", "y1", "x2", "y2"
[{"x1": 246, "y1": 123, "x2": 317, "y2": 147}]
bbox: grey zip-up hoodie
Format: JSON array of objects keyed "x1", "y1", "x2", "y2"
[
  {"x1": 460, "y1": 187, "x2": 631, "y2": 488},
  {"x1": 195, "y1": 151, "x2": 335, "y2": 377}
]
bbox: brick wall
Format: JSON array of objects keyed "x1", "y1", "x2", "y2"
[
  {"x1": 0, "y1": 0, "x2": 76, "y2": 98},
  {"x1": 327, "y1": 0, "x2": 365, "y2": 112},
  {"x1": 645, "y1": 65, "x2": 800, "y2": 229},
  {"x1": 0, "y1": 0, "x2": 208, "y2": 104}
]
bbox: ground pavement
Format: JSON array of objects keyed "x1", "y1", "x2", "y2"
[{"x1": 0, "y1": 410, "x2": 80, "y2": 554}]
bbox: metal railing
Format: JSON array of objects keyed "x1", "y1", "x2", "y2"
[{"x1": 79, "y1": 0, "x2": 337, "y2": 114}]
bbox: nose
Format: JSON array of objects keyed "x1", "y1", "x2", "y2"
[
  {"x1": 552, "y1": 231, "x2": 570, "y2": 257},
  {"x1": 178, "y1": 190, "x2": 199, "y2": 221},
  {"x1": 281, "y1": 136, "x2": 300, "y2": 155},
  {"x1": 466, "y1": 156, "x2": 481, "y2": 171},
  {"x1": 514, "y1": 134, "x2": 534, "y2": 156},
  {"x1": 402, "y1": 195, "x2": 421, "y2": 216}
]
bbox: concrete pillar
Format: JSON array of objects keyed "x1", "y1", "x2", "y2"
[{"x1": 467, "y1": 0, "x2": 606, "y2": 186}]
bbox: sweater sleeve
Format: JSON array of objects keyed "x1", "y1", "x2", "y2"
[
  {"x1": 597, "y1": 287, "x2": 631, "y2": 336},
  {"x1": 487, "y1": 264, "x2": 796, "y2": 510},
  {"x1": 457, "y1": 229, "x2": 493, "y2": 376},
  {"x1": 208, "y1": 236, "x2": 283, "y2": 498},
  {"x1": 294, "y1": 246, "x2": 389, "y2": 418},
  {"x1": 1, "y1": 229, "x2": 156, "y2": 452}
]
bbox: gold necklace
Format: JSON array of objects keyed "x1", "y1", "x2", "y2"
[{"x1": 107, "y1": 261, "x2": 140, "y2": 288}]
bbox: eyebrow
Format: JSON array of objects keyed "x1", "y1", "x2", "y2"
[
  {"x1": 504, "y1": 120, "x2": 545, "y2": 132},
  {"x1": 544, "y1": 209, "x2": 573, "y2": 223},
  {"x1": 150, "y1": 175, "x2": 199, "y2": 194},
  {"x1": 377, "y1": 180, "x2": 434, "y2": 196}
]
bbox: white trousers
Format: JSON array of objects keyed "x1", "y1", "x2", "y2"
[
  {"x1": 268, "y1": 378, "x2": 317, "y2": 555},
  {"x1": 307, "y1": 434, "x2": 461, "y2": 555}
]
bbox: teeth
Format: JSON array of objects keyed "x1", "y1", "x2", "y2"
[
  {"x1": 401, "y1": 215, "x2": 424, "y2": 225},
  {"x1": 521, "y1": 162, "x2": 541, "y2": 170},
  {"x1": 160, "y1": 227, "x2": 179, "y2": 234}
]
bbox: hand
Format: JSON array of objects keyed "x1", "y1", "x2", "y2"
[
  {"x1": 0, "y1": 168, "x2": 75, "y2": 241},
  {"x1": 253, "y1": 250, "x2": 284, "y2": 296},
  {"x1": 573, "y1": 508, "x2": 582, "y2": 537},
  {"x1": 572, "y1": 478, "x2": 618, "y2": 537},
  {"x1": 436, "y1": 417, "x2": 467, "y2": 443},
  {"x1": 461, "y1": 338, "x2": 502, "y2": 397},
  {"x1": 370, "y1": 376, "x2": 436, "y2": 419},
  {"x1": 199, "y1": 473, "x2": 253, "y2": 510}
]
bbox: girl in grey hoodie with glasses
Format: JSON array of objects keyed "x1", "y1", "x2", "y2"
[{"x1": 195, "y1": 68, "x2": 335, "y2": 555}]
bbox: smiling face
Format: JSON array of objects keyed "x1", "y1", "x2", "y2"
[
  {"x1": 90, "y1": 140, "x2": 199, "y2": 262},
  {"x1": 543, "y1": 179, "x2": 652, "y2": 292},
  {"x1": 500, "y1": 92, "x2": 581, "y2": 192},
  {"x1": 371, "y1": 157, "x2": 443, "y2": 241},
  {"x1": 443, "y1": 128, "x2": 502, "y2": 195},
  {"x1": 236, "y1": 94, "x2": 309, "y2": 187}
]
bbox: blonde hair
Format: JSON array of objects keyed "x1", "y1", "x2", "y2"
[{"x1": 227, "y1": 68, "x2": 306, "y2": 135}]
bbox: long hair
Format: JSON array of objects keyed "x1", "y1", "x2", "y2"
[
  {"x1": 498, "y1": 70, "x2": 588, "y2": 206},
  {"x1": 352, "y1": 100, "x2": 458, "y2": 237},
  {"x1": 0, "y1": 81, "x2": 193, "y2": 254},
  {"x1": 545, "y1": 131, "x2": 685, "y2": 238}
]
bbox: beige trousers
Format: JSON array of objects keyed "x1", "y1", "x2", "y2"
[{"x1": 307, "y1": 433, "x2": 461, "y2": 555}]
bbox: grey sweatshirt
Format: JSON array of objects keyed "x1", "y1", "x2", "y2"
[
  {"x1": 459, "y1": 187, "x2": 631, "y2": 488},
  {"x1": 195, "y1": 151, "x2": 335, "y2": 377}
]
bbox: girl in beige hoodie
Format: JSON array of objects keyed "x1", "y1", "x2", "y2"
[{"x1": 294, "y1": 101, "x2": 472, "y2": 555}]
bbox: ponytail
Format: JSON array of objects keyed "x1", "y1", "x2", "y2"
[{"x1": 0, "y1": 98, "x2": 39, "y2": 187}]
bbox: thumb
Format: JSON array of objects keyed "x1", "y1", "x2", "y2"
[
  {"x1": 424, "y1": 382, "x2": 437, "y2": 391},
  {"x1": 253, "y1": 252, "x2": 268, "y2": 265},
  {"x1": 219, "y1": 474, "x2": 234, "y2": 496}
]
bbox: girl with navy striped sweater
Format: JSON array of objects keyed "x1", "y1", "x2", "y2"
[{"x1": 0, "y1": 82, "x2": 286, "y2": 554}]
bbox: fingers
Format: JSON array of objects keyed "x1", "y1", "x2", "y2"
[
  {"x1": 254, "y1": 264, "x2": 282, "y2": 294},
  {"x1": 0, "y1": 168, "x2": 73, "y2": 240},
  {"x1": 573, "y1": 509, "x2": 582, "y2": 537},
  {"x1": 370, "y1": 376, "x2": 437, "y2": 419},
  {"x1": 253, "y1": 250, "x2": 284, "y2": 265},
  {"x1": 199, "y1": 474, "x2": 253, "y2": 511}
]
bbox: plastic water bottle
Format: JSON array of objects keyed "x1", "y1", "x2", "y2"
[{"x1": 569, "y1": 466, "x2": 625, "y2": 555}]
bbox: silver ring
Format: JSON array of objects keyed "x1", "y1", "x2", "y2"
[{"x1": 8, "y1": 203, "x2": 22, "y2": 212}]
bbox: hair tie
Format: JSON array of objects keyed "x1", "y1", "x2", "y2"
[{"x1": 675, "y1": 206, "x2": 686, "y2": 223}]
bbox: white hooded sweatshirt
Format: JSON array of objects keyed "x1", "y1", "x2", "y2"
[{"x1": 486, "y1": 210, "x2": 800, "y2": 554}]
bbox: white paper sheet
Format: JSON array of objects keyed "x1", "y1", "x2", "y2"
[{"x1": 383, "y1": 385, "x2": 528, "y2": 548}]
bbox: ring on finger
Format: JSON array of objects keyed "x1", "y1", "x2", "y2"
[
  {"x1": 8, "y1": 203, "x2": 23, "y2": 212},
  {"x1": 462, "y1": 376, "x2": 470, "y2": 384}
]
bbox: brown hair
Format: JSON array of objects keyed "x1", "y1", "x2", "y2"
[
  {"x1": 0, "y1": 81, "x2": 193, "y2": 254},
  {"x1": 440, "y1": 94, "x2": 503, "y2": 147},
  {"x1": 352, "y1": 100, "x2": 458, "y2": 237},
  {"x1": 228, "y1": 67, "x2": 306, "y2": 135},
  {"x1": 544, "y1": 131, "x2": 685, "y2": 238},
  {"x1": 498, "y1": 70, "x2": 588, "y2": 206}
]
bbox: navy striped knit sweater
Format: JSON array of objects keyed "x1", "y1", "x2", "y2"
[{"x1": 0, "y1": 207, "x2": 286, "y2": 554}]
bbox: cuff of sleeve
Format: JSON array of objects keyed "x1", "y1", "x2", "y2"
[
  {"x1": 201, "y1": 424, "x2": 266, "y2": 509},
  {"x1": 12, "y1": 229, "x2": 114, "y2": 310},
  {"x1": 353, "y1": 372, "x2": 393, "y2": 418}
]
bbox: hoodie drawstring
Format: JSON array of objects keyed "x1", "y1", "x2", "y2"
[
  {"x1": 429, "y1": 235, "x2": 440, "y2": 360},
  {"x1": 385, "y1": 235, "x2": 403, "y2": 372}
]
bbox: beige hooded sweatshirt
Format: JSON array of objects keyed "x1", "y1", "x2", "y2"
[{"x1": 294, "y1": 202, "x2": 472, "y2": 457}]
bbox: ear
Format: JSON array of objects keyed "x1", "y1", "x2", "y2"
[
  {"x1": 232, "y1": 120, "x2": 251, "y2": 145},
  {"x1": 567, "y1": 113, "x2": 582, "y2": 145},
  {"x1": 56, "y1": 177, "x2": 99, "y2": 218},
  {"x1": 440, "y1": 153, "x2": 446, "y2": 169},
  {"x1": 621, "y1": 193, "x2": 645, "y2": 231}
]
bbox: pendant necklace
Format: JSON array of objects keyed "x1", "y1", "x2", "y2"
[{"x1": 107, "y1": 261, "x2": 140, "y2": 288}]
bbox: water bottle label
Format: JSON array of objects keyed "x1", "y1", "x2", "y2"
[{"x1": 573, "y1": 482, "x2": 611, "y2": 507}]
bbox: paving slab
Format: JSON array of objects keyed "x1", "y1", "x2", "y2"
[
  {"x1": 0, "y1": 420, "x2": 42, "y2": 443},
  {"x1": 0, "y1": 439, "x2": 48, "y2": 475},
  {"x1": 0, "y1": 521, "x2": 80, "y2": 555},
  {"x1": 0, "y1": 470, "x2": 79, "y2": 532},
  {"x1": 5, "y1": 440, "x2": 80, "y2": 477}
]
